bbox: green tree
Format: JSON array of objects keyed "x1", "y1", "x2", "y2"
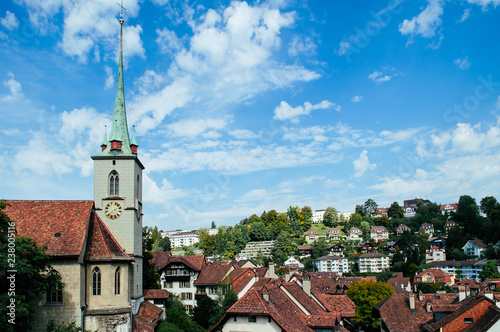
[
  {"x1": 162, "y1": 298, "x2": 204, "y2": 332},
  {"x1": 311, "y1": 238, "x2": 329, "y2": 259},
  {"x1": 479, "y1": 260, "x2": 500, "y2": 281},
  {"x1": 355, "y1": 204, "x2": 367, "y2": 217},
  {"x1": 209, "y1": 285, "x2": 238, "y2": 328},
  {"x1": 377, "y1": 269, "x2": 395, "y2": 283},
  {"x1": 211, "y1": 221, "x2": 216, "y2": 229},
  {"x1": 387, "y1": 202, "x2": 404, "y2": 219},
  {"x1": 416, "y1": 283, "x2": 437, "y2": 294},
  {"x1": 0, "y1": 201, "x2": 63, "y2": 331},
  {"x1": 151, "y1": 226, "x2": 161, "y2": 243},
  {"x1": 142, "y1": 227, "x2": 160, "y2": 289},
  {"x1": 364, "y1": 199, "x2": 378, "y2": 217},
  {"x1": 323, "y1": 207, "x2": 338, "y2": 228},
  {"x1": 249, "y1": 222, "x2": 268, "y2": 241},
  {"x1": 158, "y1": 236, "x2": 171, "y2": 251},
  {"x1": 299, "y1": 206, "x2": 313, "y2": 232},
  {"x1": 192, "y1": 295, "x2": 217, "y2": 329},
  {"x1": 346, "y1": 280, "x2": 394, "y2": 330},
  {"x1": 271, "y1": 231, "x2": 293, "y2": 267}
]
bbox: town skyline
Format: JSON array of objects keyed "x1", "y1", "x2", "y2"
[{"x1": 1, "y1": 0, "x2": 500, "y2": 230}]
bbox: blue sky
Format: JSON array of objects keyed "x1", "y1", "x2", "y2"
[{"x1": 1, "y1": 0, "x2": 500, "y2": 231}]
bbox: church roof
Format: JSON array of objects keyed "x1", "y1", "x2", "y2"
[
  {"x1": 4, "y1": 200, "x2": 131, "y2": 262},
  {"x1": 5, "y1": 200, "x2": 94, "y2": 257},
  {"x1": 84, "y1": 211, "x2": 133, "y2": 261}
]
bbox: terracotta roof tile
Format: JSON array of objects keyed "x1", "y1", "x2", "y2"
[
  {"x1": 84, "y1": 212, "x2": 132, "y2": 261},
  {"x1": 135, "y1": 301, "x2": 163, "y2": 331},
  {"x1": 133, "y1": 315, "x2": 155, "y2": 332},
  {"x1": 150, "y1": 251, "x2": 172, "y2": 270},
  {"x1": 195, "y1": 261, "x2": 233, "y2": 285},
  {"x1": 313, "y1": 293, "x2": 356, "y2": 317},
  {"x1": 5, "y1": 200, "x2": 94, "y2": 257},
  {"x1": 143, "y1": 289, "x2": 171, "y2": 299}
]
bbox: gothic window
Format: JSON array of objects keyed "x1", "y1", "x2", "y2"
[
  {"x1": 109, "y1": 171, "x2": 119, "y2": 196},
  {"x1": 115, "y1": 267, "x2": 121, "y2": 295},
  {"x1": 92, "y1": 267, "x2": 101, "y2": 296},
  {"x1": 46, "y1": 271, "x2": 63, "y2": 304}
]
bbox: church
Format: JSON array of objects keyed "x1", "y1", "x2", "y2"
[{"x1": 4, "y1": 14, "x2": 146, "y2": 332}]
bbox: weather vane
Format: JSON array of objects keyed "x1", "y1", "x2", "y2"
[{"x1": 116, "y1": 0, "x2": 128, "y2": 23}]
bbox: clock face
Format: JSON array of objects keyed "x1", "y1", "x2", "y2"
[{"x1": 104, "y1": 201, "x2": 123, "y2": 220}]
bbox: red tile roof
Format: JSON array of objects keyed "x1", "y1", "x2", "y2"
[
  {"x1": 84, "y1": 212, "x2": 133, "y2": 262},
  {"x1": 414, "y1": 269, "x2": 452, "y2": 284},
  {"x1": 167, "y1": 254, "x2": 206, "y2": 271},
  {"x1": 150, "y1": 251, "x2": 172, "y2": 270},
  {"x1": 143, "y1": 289, "x2": 171, "y2": 299},
  {"x1": 5, "y1": 200, "x2": 94, "y2": 257},
  {"x1": 195, "y1": 261, "x2": 233, "y2": 285},
  {"x1": 313, "y1": 293, "x2": 356, "y2": 317},
  {"x1": 134, "y1": 301, "x2": 163, "y2": 332}
]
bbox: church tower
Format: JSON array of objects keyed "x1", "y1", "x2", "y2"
[{"x1": 91, "y1": 13, "x2": 144, "y2": 304}]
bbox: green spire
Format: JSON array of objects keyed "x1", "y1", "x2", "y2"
[
  {"x1": 101, "y1": 125, "x2": 108, "y2": 147},
  {"x1": 97, "y1": 18, "x2": 134, "y2": 156}
]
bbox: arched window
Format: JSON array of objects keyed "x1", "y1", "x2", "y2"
[
  {"x1": 46, "y1": 270, "x2": 63, "y2": 304},
  {"x1": 109, "y1": 171, "x2": 119, "y2": 196},
  {"x1": 136, "y1": 175, "x2": 140, "y2": 200},
  {"x1": 115, "y1": 267, "x2": 121, "y2": 295},
  {"x1": 92, "y1": 267, "x2": 101, "y2": 296}
]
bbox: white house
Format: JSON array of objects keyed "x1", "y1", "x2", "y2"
[
  {"x1": 346, "y1": 227, "x2": 363, "y2": 242},
  {"x1": 168, "y1": 230, "x2": 199, "y2": 248},
  {"x1": 312, "y1": 209, "x2": 326, "y2": 224},
  {"x1": 462, "y1": 238, "x2": 488, "y2": 259},
  {"x1": 314, "y1": 256, "x2": 349, "y2": 275},
  {"x1": 358, "y1": 253, "x2": 390, "y2": 273},
  {"x1": 370, "y1": 226, "x2": 389, "y2": 242},
  {"x1": 426, "y1": 246, "x2": 446, "y2": 263}
]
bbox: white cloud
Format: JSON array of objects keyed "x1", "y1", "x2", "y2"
[
  {"x1": 399, "y1": 0, "x2": 444, "y2": 41},
  {"x1": 1, "y1": 11, "x2": 19, "y2": 30},
  {"x1": 353, "y1": 150, "x2": 376, "y2": 178},
  {"x1": 156, "y1": 28, "x2": 183, "y2": 54},
  {"x1": 458, "y1": 8, "x2": 471, "y2": 22},
  {"x1": 466, "y1": 0, "x2": 500, "y2": 10},
  {"x1": 167, "y1": 118, "x2": 227, "y2": 138},
  {"x1": 337, "y1": 41, "x2": 351, "y2": 56},
  {"x1": 104, "y1": 66, "x2": 114, "y2": 89},
  {"x1": 288, "y1": 35, "x2": 317, "y2": 57},
  {"x1": 143, "y1": 174, "x2": 186, "y2": 205},
  {"x1": 1, "y1": 72, "x2": 24, "y2": 103},
  {"x1": 274, "y1": 100, "x2": 338, "y2": 122},
  {"x1": 368, "y1": 71, "x2": 392, "y2": 84},
  {"x1": 229, "y1": 129, "x2": 258, "y2": 139},
  {"x1": 454, "y1": 57, "x2": 471, "y2": 70},
  {"x1": 351, "y1": 95, "x2": 363, "y2": 103}
]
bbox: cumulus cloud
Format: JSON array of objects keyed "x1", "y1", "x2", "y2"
[
  {"x1": 351, "y1": 95, "x2": 363, "y2": 103},
  {"x1": 104, "y1": 66, "x2": 114, "y2": 89},
  {"x1": 368, "y1": 71, "x2": 392, "y2": 84},
  {"x1": 353, "y1": 150, "x2": 376, "y2": 178},
  {"x1": 167, "y1": 118, "x2": 227, "y2": 138},
  {"x1": 1, "y1": 72, "x2": 23, "y2": 103},
  {"x1": 399, "y1": 0, "x2": 444, "y2": 43},
  {"x1": 156, "y1": 28, "x2": 183, "y2": 54},
  {"x1": 458, "y1": 8, "x2": 471, "y2": 22},
  {"x1": 274, "y1": 100, "x2": 339, "y2": 122},
  {"x1": 229, "y1": 129, "x2": 258, "y2": 139},
  {"x1": 454, "y1": 57, "x2": 471, "y2": 70},
  {"x1": 288, "y1": 35, "x2": 317, "y2": 57},
  {"x1": 1, "y1": 11, "x2": 19, "y2": 30}
]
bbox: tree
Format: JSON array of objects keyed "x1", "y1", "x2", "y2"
[
  {"x1": 311, "y1": 238, "x2": 329, "y2": 259},
  {"x1": 0, "y1": 201, "x2": 63, "y2": 331},
  {"x1": 272, "y1": 231, "x2": 293, "y2": 267},
  {"x1": 479, "y1": 260, "x2": 500, "y2": 281},
  {"x1": 364, "y1": 199, "x2": 378, "y2": 217},
  {"x1": 158, "y1": 236, "x2": 171, "y2": 251},
  {"x1": 346, "y1": 280, "x2": 394, "y2": 330},
  {"x1": 142, "y1": 227, "x2": 160, "y2": 289},
  {"x1": 323, "y1": 207, "x2": 338, "y2": 228},
  {"x1": 249, "y1": 222, "x2": 268, "y2": 241},
  {"x1": 192, "y1": 295, "x2": 217, "y2": 329},
  {"x1": 162, "y1": 298, "x2": 204, "y2": 332},
  {"x1": 355, "y1": 204, "x2": 367, "y2": 217},
  {"x1": 377, "y1": 269, "x2": 395, "y2": 283},
  {"x1": 209, "y1": 285, "x2": 238, "y2": 328},
  {"x1": 416, "y1": 283, "x2": 437, "y2": 294},
  {"x1": 298, "y1": 206, "x2": 313, "y2": 232},
  {"x1": 387, "y1": 202, "x2": 404, "y2": 219},
  {"x1": 211, "y1": 221, "x2": 216, "y2": 229}
]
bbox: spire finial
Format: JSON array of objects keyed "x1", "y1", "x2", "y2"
[{"x1": 116, "y1": 1, "x2": 128, "y2": 24}]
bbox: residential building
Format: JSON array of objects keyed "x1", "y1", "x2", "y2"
[
  {"x1": 373, "y1": 207, "x2": 388, "y2": 218},
  {"x1": 451, "y1": 279, "x2": 481, "y2": 295},
  {"x1": 312, "y1": 209, "x2": 326, "y2": 224},
  {"x1": 386, "y1": 240, "x2": 399, "y2": 254},
  {"x1": 444, "y1": 220, "x2": 456, "y2": 232},
  {"x1": 429, "y1": 236, "x2": 447, "y2": 249},
  {"x1": 314, "y1": 256, "x2": 349, "y2": 275},
  {"x1": 346, "y1": 227, "x2": 363, "y2": 241},
  {"x1": 440, "y1": 203, "x2": 458, "y2": 216},
  {"x1": 304, "y1": 228, "x2": 320, "y2": 244},
  {"x1": 326, "y1": 227, "x2": 342, "y2": 241},
  {"x1": 238, "y1": 241, "x2": 275, "y2": 259},
  {"x1": 420, "y1": 223, "x2": 434, "y2": 236},
  {"x1": 403, "y1": 198, "x2": 431, "y2": 218},
  {"x1": 358, "y1": 253, "x2": 390, "y2": 273},
  {"x1": 152, "y1": 253, "x2": 206, "y2": 311},
  {"x1": 387, "y1": 272, "x2": 411, "y2": 294},
  {"x1": 328, "y1": 243, "x2": 344, "y2": 257},
  {"x1": 298, "y1": 245, "x2": 312, "y2": 256},
  {"x1": 430, "y1": 259, "x2": 487, "y2": 280},
  {"x1": 413, "y1": 269, "x2": 453, "y2": 287},
  {"x1": 396, "y1": 224, "x2": 411, "y2": 235},
  {"x1": 168, "y1": 230, "x2": 199, "y2": 248},
  {"x1": 207, "y1": 228, "x2": 219, "y2": 236},
  {"x1": 374, "y1": 292, "x2": 500, "y2": 332},
  {"x1": 340, "y1": 212, "x2": 353, "y2": 221},
  {"x1": 209, "y1": 279, "x2": 356, "y2": 332},
  {"x1": 462, "y1": 238, "x2": 488, "y2": 259},
  {"x1": 194, "y1": 261, "x2": 234, "y2": 300},
  {"x1": 143, "y1": 289, "x2": 170, "y2": 311},
  {"x1": 426, "y1": 246, "x2": 446, "y2": 263},
  {"x1": 359, "y1": 242, "x2": 375, "y2": 253},
  {"x1": 370, "y1": 225, "x2": 389, "y2": 242}
]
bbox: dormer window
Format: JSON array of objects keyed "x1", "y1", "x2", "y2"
[
  {"x1": 109, "y1": 171, "x2": 119, "y2": 196},
  {"x1": 110, "y1": 140, "x2": 122, "y2": 151}
]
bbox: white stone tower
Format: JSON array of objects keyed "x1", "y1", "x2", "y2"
[{"x1": 91, "y1": 13, "x2": 144, "y2": 305}]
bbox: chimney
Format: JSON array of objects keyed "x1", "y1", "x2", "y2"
[
  {"x1": 459, "y1": 285, "x2": 466, "y2": 302},
  {"x1": 265, "y1": 262, "x2": 277, "y2": 279},
  {"x1": 262, "y1": 286, "x2": 269, "y2": 302},
  {"x1": 409, "y1": 292, "x2": 415, "y2": 310},
  {"x1": 426, "y1": 301, "x2": 432, "y2": 313},
  {"x1": 418, "y1": 291, "x2": 423, "y2": 302},
  {"x1": 303, "y1": 272, "x2": 311, "y2": 296}
]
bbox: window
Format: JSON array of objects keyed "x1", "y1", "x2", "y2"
[
  {"x1": 248, "y1": 316, "x2": 257, "y2": 323},
  {"x1": 46, "y1": 271, "x2": 63, "y2": 304},
  {"x1": 181, "y1": 292, "x2": 192, "y2": 300},
  {"x1": 464, "y1": 318, "x2": 473, "y2": 324},
  {"x1": 180, "y1": 281, "x2": 190, "y2": 288},
  {"x1": 165, "y1": 281, "x2": 173, "y2": 288},
  {"x1": 109, "y1": 171, "x2": 119, "y2": 196},
  {"x1": 115, "y1": 267, "x2": 121, "y2": 295},
  {"x1": 92, "y1": 267, "x2": 101, "y2": 296}
]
